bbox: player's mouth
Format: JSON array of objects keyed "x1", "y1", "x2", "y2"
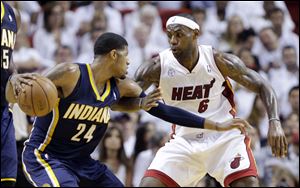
[{"x1": 171, "y1": 48, "x2": 180, "y2": 54}]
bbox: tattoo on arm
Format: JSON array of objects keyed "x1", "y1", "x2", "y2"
[{"x1": 215, "y1": 51, "x2": 279, "y2": 119}]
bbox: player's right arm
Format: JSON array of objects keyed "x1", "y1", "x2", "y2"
[
  {"x1": 4, "y1": 5, "x2": 39, "y2": 104},
  {"x1": 42, "y1": 63, "x2": 80, "y2": 98}
]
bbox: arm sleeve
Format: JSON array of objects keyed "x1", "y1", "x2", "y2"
[{"x1": 140, "y1": 92, "x2": 205, "y2": 129}]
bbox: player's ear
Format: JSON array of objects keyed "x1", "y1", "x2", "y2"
[
  {"x1": 109, "y1": 49, "x2": 117, "y2": 60},
  {"x1": 193, "y1": 29, "x2": 200, "y2": 38}
]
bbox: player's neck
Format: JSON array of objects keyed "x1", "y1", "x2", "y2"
[
  {"x1": 90, "y1": 59, "x2": 112, "y2": 86},
  {"x1": 176, "y1": 47, "x2": 199, "y2": 72}
]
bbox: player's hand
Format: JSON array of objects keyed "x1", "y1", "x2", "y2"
[
  {"x1": 267, "y1": 119, "x2": 288, "y2": 158},
  {"x1": 140, "y1": 87, "x2": 162, "y2": 111},
  {"x1": 9, "y1": 73, "x2": 39, "y2": 98},
  {"x1": 217, "y1": 118, "x2": 253, "y2": 134}
]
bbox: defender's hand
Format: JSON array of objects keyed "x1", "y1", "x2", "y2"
[
  {"x1": 267, "y1": 120, "x2": 288, "y2": 158},
  {"x1": 217, "y1": 118, "x2": 253, "y2": 134},
  {"x1": 10, "y1": 73, "x2": 39, "y2": 98},
  {"x1": 140, "y1": 87, "x2": 162, "y2": 111}
]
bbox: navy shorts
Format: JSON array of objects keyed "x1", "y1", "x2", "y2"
[
  {"x1": 22, "y1": 145, "x2": 123, "y2": 187},
  {"x1": 1, "y1": 106, "x2": 17, "y2": 183}
]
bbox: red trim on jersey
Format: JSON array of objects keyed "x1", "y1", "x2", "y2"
[
  {"x1": 144, "y1": 169, "x2": 180, "y2": 187},
  {"x1": 224, "y1": 136, "x2": 258, "y2": 187},
  {"x1": 170, "y1": 124, "x2": 176, "y2": 139},
  {"x1": 222, "y1": 79, "x2": 236, "y2": 117}
]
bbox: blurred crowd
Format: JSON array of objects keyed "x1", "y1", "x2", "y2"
[{"x1": 8, "y1": 1, "x2": 299, "y2": 187}]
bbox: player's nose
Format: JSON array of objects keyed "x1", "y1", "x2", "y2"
[{"x1": 170, "y1": 36, "x2": 178, "y2": 45}]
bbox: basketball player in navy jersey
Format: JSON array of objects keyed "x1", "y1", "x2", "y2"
[
  {"x1": 7, "y1": 32, "x2": 252, "y2": 187},
  {"x1": 1, "y1": 1, "x2": 38, "y2": 187},
  {"x1": 135, "y1": 14, "x2": 288, "y2": 187}
]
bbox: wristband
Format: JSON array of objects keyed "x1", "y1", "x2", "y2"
[
  {"x1": 269, "y1": 118, "x2": 280, "y2": 122},
  {"x1": 139, "y1": 98, "x2": 143, "y2": 109}
]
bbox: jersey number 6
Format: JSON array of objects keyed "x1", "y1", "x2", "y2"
[{"x1": 198, "y1": 99, "x2": 209, "y2": 113}]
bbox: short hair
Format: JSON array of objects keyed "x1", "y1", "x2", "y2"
[
  {"x1": 259, "y1": 26, "x2": 276, "y2": 35},
  {"x1": 268, "y1": 7, "x2": 284, "y2": 17},
  {"x1": 94, "y1": 32, "x2": 128, "y2": 56},
  {"x1": 282, "y1": 45, "x2": 296, "y2": 54},
  {"x1": 237, "y1": 28, "x2": 256, "y2": 43},
  {"x1": 175, "y1": 13, "x2": 197, "y2": 23},
  {"x1": 289, "y1": 85, "x2": 299, "y2": 97},
  {"x1": 192, "y1": 8, "x2": 206, "y2": 18}
]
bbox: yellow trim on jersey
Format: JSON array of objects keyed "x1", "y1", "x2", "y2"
[
  {"x1": 86, "y1": 64, "x2": 111, "y2": 101},
  {"x1": 34, "y1": 149, "x2": 60, "y2": 187},
  {"x1": 225, "y1": 79, "x2": 234, "y2": 94},
  {"x1": 86, "y1": 64, "x2": 101, "y2": 100},
  {"x1": 22, "y1": 161, "x2": 38, "y2": 186},
  {"x1": 1, "y1": 178, "x2": 16, "y2": 182},
  {"x1": 1, "y1": 2, "x2": 4, "y2": 24},
  {"x1": 100, "y1": 80, "x2": 111, "y2": 101},
  {"x1": 38, "y1": 99, "x2": 60, "y2": 152},
  {"x1": 22, "y1": 146, "x2": 38, "y2": 187}
]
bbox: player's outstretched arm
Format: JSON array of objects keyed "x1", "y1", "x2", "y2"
[
  {"x1": 113, "y1": 77, "x2": 251, "y2": 132},
  {"x1": 144, "y1": 92, "x2": 251, "y2": 132},
  {"x1": 213, "y1": 49, "x2": 288, "y2": 158}
]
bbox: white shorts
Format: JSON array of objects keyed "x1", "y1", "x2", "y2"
[{"x1": 144, "y1": 129, "x2": 257, "y2": 187}]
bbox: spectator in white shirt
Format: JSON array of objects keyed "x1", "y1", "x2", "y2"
[
  {"x1": 133, "y1": 130, "x2": 168, "y2": 187},
  {"x1": 99, "y1": 125, "x2": 132, "y2": 186},
  {"x1": 218, "y1": 15, "x2": 244, "y2": 53},
  {"x1": 74, "y1": 1, "x2": 123, "y2": 35},
  {"x1": 192, "y1": 8, "x2": 218, "y2": 48},
  {"x1": 77, "y1": 12, "x2": 108, "y2": 64},
  {"x1": 125, "y1": 4, "x2": 168, "y2": 50},
  {"x1": 256, "y1": 27, "x2": 282, "y2": 72},
  {"x1": 33, "y1": 2, "x2": 77, "y2": 62},
  {"x1": 269, "y1": 46, "x2": 299, "y2": 118},
  {"x1": 268, "y1": 7, "x2": 299, "y2": 65}
]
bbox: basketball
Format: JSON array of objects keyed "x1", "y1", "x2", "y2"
[{"x1": 18, "y1": 76, "x2": 58, "y2": 117}]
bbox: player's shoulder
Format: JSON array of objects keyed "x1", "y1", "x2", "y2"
[
  {"x1": 44, "y1": 63, "x2": 80, "y2": 82},
  {"x1": 2, "y1": 2, "x2": 21, "y2": 30},
  {"x1": 54, "y1": 63, "x2": 79, "y2": 74},
  {"x1": 116, "y1": 77, "x2": 137, "y2": 88},
  {"x1": 115, "y1": 77, "x2": 141, "y2": 97}
]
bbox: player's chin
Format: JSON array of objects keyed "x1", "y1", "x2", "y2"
[
  {"x1": 120, "y1": 72, "x2": 127, "y2": 79},
  {"x1": 120, "y1": 75, "x2": 126, "y2": 79}
]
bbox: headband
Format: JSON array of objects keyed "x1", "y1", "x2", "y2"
[{"x1": 166, "y1": 16, "x2": 200, "y2": 30}]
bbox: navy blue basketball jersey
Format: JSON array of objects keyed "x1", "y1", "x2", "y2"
[
  {"x1": 25, "y1": 64, "x2": 121, "y2": 159},
  {"x1": 1, "y1": 1, "x2": 18, "y2": 107}
]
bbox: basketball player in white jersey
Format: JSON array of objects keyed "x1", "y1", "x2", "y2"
[{"x1": 135, "y1": 14, "x2": 288, "y2": 187}]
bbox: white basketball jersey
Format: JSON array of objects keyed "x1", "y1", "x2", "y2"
[{"x1": 159, "y1": 45, "x2": 235, "y2": 136}]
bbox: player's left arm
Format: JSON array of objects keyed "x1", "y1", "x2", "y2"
[
  {"x1": 213, "y1": 49, "x2": 288, "y2": 158},
  {"x1": 111, "y1": 78, "x2": 161, "y2": 112},
  {"x1": 112, "y1": 78, "x2": 251, "y2": 132}
]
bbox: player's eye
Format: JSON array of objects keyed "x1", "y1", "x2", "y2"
[{"x1": 176, "y1": 33, "x2": 183, "y2": 38}]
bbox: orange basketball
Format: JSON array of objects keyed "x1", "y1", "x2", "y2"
[{"x1": 18, "y1": 76, "x2": 58, "y2": 116}]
